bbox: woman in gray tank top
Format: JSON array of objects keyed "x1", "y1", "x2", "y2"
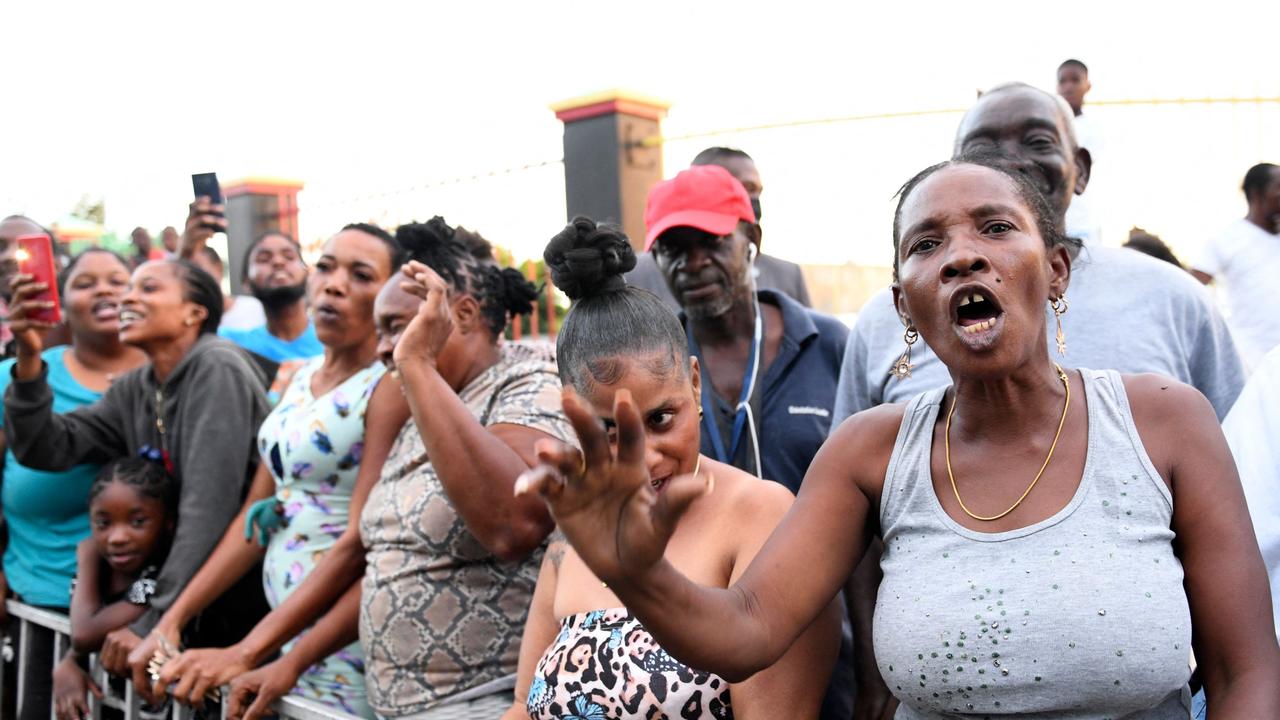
[{"x1": 516, "y1": 157, "x2": 1280, "y2": 717}]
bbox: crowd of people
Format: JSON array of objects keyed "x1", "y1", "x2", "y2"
[{"x1": 0, "y1": 59, "x2": 1277, "y2": 720}]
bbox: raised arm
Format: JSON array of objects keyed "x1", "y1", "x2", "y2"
[
  {"x1": 177, "y1": 198, "x2": 227, "y2": 261},
  {"x1": 518, "y1": 389, "x2": 891, "y2": 681},
  {"x1": 394, "y1": 262, "x2": 560, "y2": 560},
  {"x1": 4, "y1": 274, "x2": 129, "y2": 470},
  {"x1": 1127, "y1": 376, "x2": 1280, "y2": 715}
]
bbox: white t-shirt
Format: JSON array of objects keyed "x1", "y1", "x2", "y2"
[
  {"x1": 1194, "y1": 218, "x2": 1280, "y2": 368},
  {"x1": 1221, "y1": 345, "x2": 1280, "y2": 642},
  {"x1": 219, "y1": 294, "x2": 267, "y2": 331},
  {"x1": 1065, "y1": 113, "x2": 1103, "y2": 246}
]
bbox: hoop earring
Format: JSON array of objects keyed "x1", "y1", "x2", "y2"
[
  {"x1": 1050, "y1": 295, "x2": 1069, "y2": 356},
  {"x1": 889, "y1": 324, "x2": 918, "y2": 380}
]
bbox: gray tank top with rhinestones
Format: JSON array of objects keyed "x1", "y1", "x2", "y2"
[{"x1": 873, "y1": 369, "x2": 1192, "y2": 718}]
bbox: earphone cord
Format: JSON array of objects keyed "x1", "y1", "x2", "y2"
[{"x1": 741, "y1": 250, "x2": 764, "y2": 479}]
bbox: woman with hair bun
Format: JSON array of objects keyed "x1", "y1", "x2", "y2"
[
  {"x1": 501, "y1": 217, "x2": 838, "y2": 720},
  {"x1": 226, "y1": 217, "x2": 572, "y2": 720}
]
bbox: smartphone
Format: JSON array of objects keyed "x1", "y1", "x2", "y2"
[
  {"x1": 15, "y1": 234, "x2": 61, "y2": 324},
  {"x1": 192, "y1": 172, "x2": 226, "y2": 235},
  {"x1": 191, "y1": 172, "x2": 223, "y2": 204}
]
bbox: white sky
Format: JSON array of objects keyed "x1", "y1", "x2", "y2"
[{"x1": 2, "y1": 1, "x2": 1277, "y2": 273}]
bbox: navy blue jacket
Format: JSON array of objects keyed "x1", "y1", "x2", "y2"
[{"x1": 688, "y1": 290, "x2": 848, "y2": 494}]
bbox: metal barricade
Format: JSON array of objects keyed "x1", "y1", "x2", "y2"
[{"x1": 1, "y1": 600, "x2": 359, "y2": 720}]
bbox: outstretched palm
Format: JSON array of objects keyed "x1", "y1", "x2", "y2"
[{"x1": 517, "y1": 388, "x2": 710, "y2": 586}]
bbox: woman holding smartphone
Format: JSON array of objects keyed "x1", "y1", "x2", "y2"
[
  {"x1": 4, "y1": 256, "x2": 270, "y2": 689},
  {"x1": 0, "y1": 242, "x2": 147, "y2": 720}
]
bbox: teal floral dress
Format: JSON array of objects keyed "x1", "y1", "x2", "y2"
[{"x1": 260, "y1": 357, "x2": 385, "y2": 717}]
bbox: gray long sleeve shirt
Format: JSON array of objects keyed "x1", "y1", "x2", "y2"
[{"x1": 4, "y1": 334, "x2": 269, "y2": 632}]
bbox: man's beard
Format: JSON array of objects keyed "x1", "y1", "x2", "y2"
[
  {"x1": 681, "y1": 271, "x2": 752, "y2": 322},
  {"x1": 250, "y1": 281, "x2": 307, "y2": 312}
]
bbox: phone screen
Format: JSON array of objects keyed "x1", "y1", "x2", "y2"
[{"x1": 15, "y1": 234, "x2": 61, "y2": 324}]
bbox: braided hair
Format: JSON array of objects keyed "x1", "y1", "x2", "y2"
[
  {"x1": 89, "y1": 456, "x2": 178, "y2": 520},
  {"x1": 543, "y1": 216, "x2": 689, "y2": 393},
  {"x1": 394, "y1": 217, "x2": 538, "y2": 337}
]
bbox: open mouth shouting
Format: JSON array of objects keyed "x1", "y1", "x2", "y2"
[{"x1": 951, "y1": 285, "x2": 1005, "y2": 348}]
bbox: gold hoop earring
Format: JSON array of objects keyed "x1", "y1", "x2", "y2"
[
  {"x1": 1050, "y1": 295, "x2": 1069, "y2": 356},
  {"x1": 890, "y1": 324, "x2": 918, "y2": 380}
]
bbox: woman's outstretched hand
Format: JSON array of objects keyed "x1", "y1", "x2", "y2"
[{"x1": 515, "y1": 388, "x2": 713, "y2": 587}]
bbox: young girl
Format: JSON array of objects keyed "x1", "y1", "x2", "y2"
[{"x1": 52, "y1": 456, "x2": 176, "y2": 720}]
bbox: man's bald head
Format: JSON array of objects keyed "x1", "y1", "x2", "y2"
[{"x1": 952, "y1": 83, "x2": 1090, "y2": 221}]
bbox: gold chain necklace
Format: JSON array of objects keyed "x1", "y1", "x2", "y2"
[{"x1": 945, "y1": 364, "x2": 1070, "y2": 522}]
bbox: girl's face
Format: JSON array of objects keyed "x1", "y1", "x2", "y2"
[
  {"x1": 90, "y1": 481, "x2": 168, "y2": 575},
  {"x1": 580, "y1": 352, "x2": 702, "y2": 493},
  {"x1": 308, "y1": 230, "x2": 393, "y2": 349},
  {"x1": 62, "y1": 251, "x2": 131, "y2": 338},
  {"x1": 117, "y1": 262, "x2": 206, "y2": 347}
]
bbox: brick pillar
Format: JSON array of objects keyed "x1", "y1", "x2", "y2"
[
  {"x1": 223, "y1": 178, "x2": 304, "y2": 294},
  {"x1": 551, "y1": 90, "x2": 670, "y2": 251}
]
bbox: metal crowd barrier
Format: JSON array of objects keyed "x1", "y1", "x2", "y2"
[{"x1": 1, "y1": 600, "x2": 358, "y2": 720}]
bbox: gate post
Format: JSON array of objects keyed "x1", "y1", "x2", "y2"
[{"x1": 550, "y1": 90, "x2": 669, "y2": 251}]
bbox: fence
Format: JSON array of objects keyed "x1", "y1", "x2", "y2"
[{"x1": 1, "y1": 600, "x2": 356, "y2": 720}]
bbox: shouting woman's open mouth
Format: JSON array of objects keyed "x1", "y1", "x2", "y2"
[{"x1": 951, "y1": 285, "x2": 1005, "y2": 349}]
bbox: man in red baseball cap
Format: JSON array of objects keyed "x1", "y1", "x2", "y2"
[
  {"x1": 627, "y1": 148, "x2": 811, "y2": 310},
  {"x1": 643, "y1": 163, "x2": 847, "y2": 495},
  {"x1": 643, "y1": 164, "x2": 854, "y2": 720}
]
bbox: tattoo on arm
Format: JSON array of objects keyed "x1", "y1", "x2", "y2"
[{"x1": 546, "y1": 530, "x2": 567, "y2": 570}]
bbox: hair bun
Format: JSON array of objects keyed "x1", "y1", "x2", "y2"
[
  {"x1": 499, "y1": 267, "x2": 539, "y2": 317},
  {"x1": 395, "y1": 216, "x2": 455, "y2": 256},
  {"x1": 543, "y1": 217, "x2": 636, "y2": 301}
]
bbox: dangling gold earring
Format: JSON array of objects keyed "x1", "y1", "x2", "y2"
[
  {"x1": 1050, "y1": 295, "x2": 1069, "y2": 356},
  {"x1": 890, "y1": 324, "x2": 918, "y2": 380}
]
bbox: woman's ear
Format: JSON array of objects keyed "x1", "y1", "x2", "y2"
[
  {"x1": 890, "y1": 284, "x2": 911, "y2": 327},
  {"x1": 1047, "y1": 244, "x2": 1072, "y2": 299},
  {"x1": 451, "y1": 294, "x2": 481, "y2": 334},
  {"x1": 689, "y1": 355, "x2": 702, "y2": 402},
  {"x1": 185, "y1": 303, "x2": 208, "y2": 330}
]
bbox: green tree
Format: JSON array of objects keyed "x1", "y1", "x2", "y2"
[{"x1": 70, "y1": 194, "x2": 106, "y2": 225}]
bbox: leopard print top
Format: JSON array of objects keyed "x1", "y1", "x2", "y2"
[{"x1": 527, "y1": 607, "x2": 733, "y2": 719}]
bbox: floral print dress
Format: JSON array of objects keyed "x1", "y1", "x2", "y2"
[
  {"x1": 527, "y1": 608, "x2": 733, "y2": 719},
  {"x1": 260, "y1": 357, "x2": 385, "y2": 718}
]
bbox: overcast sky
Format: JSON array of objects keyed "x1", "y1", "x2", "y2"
[{"x1": 2, "y1": 1, "x2": 1277, "y2": 269}]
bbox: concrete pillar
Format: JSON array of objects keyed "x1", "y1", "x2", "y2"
[
  {"x1": 550, "y1": 90, "x2": 670, "y2": 251},
  {"x1": 223, "y1": 178, "x2": 304, "y2": 294}
]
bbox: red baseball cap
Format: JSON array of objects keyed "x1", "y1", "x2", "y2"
[{"x1": 643, "y1": 164, "x2": 757, "y2": 251}]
